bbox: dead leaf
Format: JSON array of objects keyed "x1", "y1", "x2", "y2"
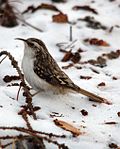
[
  {"x1": 106, "y1": 51, "x2": 120, "y2": 59},
  {"x1": 104, "y1": 121, "x2": 118, "y2": 125},
  {"x1": 22, "y1": 3, "x2": 61, "y2": 14},
  {"x1": 109, "y1": 25, "x2": 120, "y2": 33},
  {"x1": 88, "y1": 56, "x2": 107, "y2": 68},
  {"x1": 50, "y1": 112, "x2": 63, "y2": 118},
  {"x1": 52, "y1": 0, "x2": 66, "y2": 2},
  {"x1": 7, "y1": 83, "x2": 19, "y2": 87},
  {"x1": 22, "y1": 5, "x2": 35, "y2": 14},
  {"x1": 52, "y1": 13, "x2": 68, "y2": 23},
  {"x1": 97, "y1": 82, "x2": 106, "y2": 87},
  {"x1": 109, "y1": 143, "x2": 118, "y2": 148},
  {"x1": 59, "y1": 49, "x2": 67, "y2": 53},
  {"x1": 117, "y1": 112, "x2": 120, "y2": 117},
  {"x1": 62, "y1": 63, "x2": 74, "y2": 69},
  {"x1": 77, "y1": 48, "x2": 84, "y2": 53},
  {"x1": 54, "y1": 119, "x2": 81, "y2": 136},
  {"x1": 112, "y1": 76, "x2": 118, "y2": 80},
  {"x1": 0, "y1": 2, "x2": 18, "y2": 27},
  {"x1": 73, "y1": 5, "x2": 98, "y2": 14},
  {"x1": 37, "y1": 3, "x2": 60, "y2": 12},
  {"x1": 84, "y1": 38, "x2": 110, "y2": 46},
  {"x1": 80, "y1": 109, "x2": 88, "y2": 116},
  {"x1": 90, "y1": 68, "x2": 100, "y2": 74},
  {"x1": 61, "y1": 50, "x2": 73, "y2": 62},
  {"x1": 80, "y1": 76, "x2": 92, "y2": 80},
  {"x1": 71, "y1": 52, "x2": 81, "y2": 63},
  {"x1": 78, "y1": 16, "x2": 107, "y2": 30},
  {"x1": 88, "y1": 59, "x2": 97, "y2": 65},
  {"x1": 3, "y1": 75, "x2": 20, "y2": 83},
  {"x1": 97, "y1": 56, "x2": 107, "y2": 67}
]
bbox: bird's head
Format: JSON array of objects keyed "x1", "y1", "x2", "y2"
[{"x1": 16, "y1": 38, "x2": 47, "y2": 57}]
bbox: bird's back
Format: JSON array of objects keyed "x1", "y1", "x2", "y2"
[{"x1": 33, "y1": 48, "x2": 78, "y2": 91}]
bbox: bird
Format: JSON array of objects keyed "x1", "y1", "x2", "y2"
[{"x1": 16, "y1": 37, "x2": 109, "y2": 104}]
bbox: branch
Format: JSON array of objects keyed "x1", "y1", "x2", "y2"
[{"x1": 0, "y1": 51, "x2": 36, "y2": 120}]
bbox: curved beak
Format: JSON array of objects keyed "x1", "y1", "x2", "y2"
[{"x1": 15, "y1": 38, "x2": 27, "y2": 42}]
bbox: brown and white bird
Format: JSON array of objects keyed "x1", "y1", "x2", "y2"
[{"x1": 16, "y1": 38, "x2": 109, "y2": 104}]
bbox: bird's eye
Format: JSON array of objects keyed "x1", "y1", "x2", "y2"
[{"x1": 28, "y1": 42, "x2": 34, "y2": 47}]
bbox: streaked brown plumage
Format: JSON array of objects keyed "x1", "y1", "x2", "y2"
[{"x1": 16, "y1": 38, "x2": 110, "y2": 104}]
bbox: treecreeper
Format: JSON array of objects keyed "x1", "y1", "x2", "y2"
[{"x1": 16, "y1": 38, "x2": 110, "y2": 104}]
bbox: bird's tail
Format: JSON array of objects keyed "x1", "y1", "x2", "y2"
[{"x1": 72, "y1": 85, "x2": 111, "y2": 104}]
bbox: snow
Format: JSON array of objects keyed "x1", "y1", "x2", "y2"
[{"x1": 0, "y1": 0, "x2": 120, "y2": 148}]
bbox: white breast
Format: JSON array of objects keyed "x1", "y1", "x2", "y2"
[{"x1": 22, "y1": 55, "x2": 52, "y2": 91}]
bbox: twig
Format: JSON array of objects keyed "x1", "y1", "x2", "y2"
[
  {"x1": 21, "y1": 111, "x2": 33, "y2": 130},
  {"x1": 0, "y1": 135, "x2": 28, "y2": 140},
  {"x1": 64, "y1": 39, "x2": 77, "y2": 50},
  {"x1": 0, "y1": 140, "x2": 2, "y2": 149},
  {"x1": 16, "y1": 84, "x2": 21, "y2": 101},
  {"x1": 1, "y1": 135, "x2": 27, "y2": 149},
  {"x1": 0, "y1": 127, "x2": 68, "y2": 149},
  {"x1": 0, "y1": 51, "x2": 36, "y2": 120},
  {"x1": 17, "y1": 17, "x2": 43, "y2": 32},
  {"x1": 69, "y1": 26, "x2": 72, "y2": 41},
  {"x1": 0, "y1": 127, "x2": 65, "y2": 138},
  {"x1": 2, "y1": 142, "x2": 12, "y2": 148},
  {"x1": 0, "y1": 55, "x2": 7, "y2": 64}
]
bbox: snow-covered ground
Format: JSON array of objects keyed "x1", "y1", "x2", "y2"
[{"x1": 0, "y1": 0, "x2": 120, "y2": 148}]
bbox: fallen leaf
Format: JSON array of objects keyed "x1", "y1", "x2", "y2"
[
  {"x1": 117, "y1": 112, "x2": 120, "y2": 117},
  {"x1": 59, "y1": 49, "x2": 67, "y2": 53},
  {"x1": 97, "y1": 82, "x2": 106, "y2": 87},
  {"x1": 0, "y1": 1, "x2": 18, "y2": 27},
  {"x1": 50, "y1": 112, "x2": 63, "y2": 118},
  {"x1": 22, "y1": 3, "x2": 61, "y2": 14},
  {"x1": 97, "y1": 56, "x2": 107, "y2": 67},
  {"x1": 71, "y1": 106, "x2": 75, "y2": 110},
  {"x1": 22, "y1": 5, "x2": 35, "y2": 14},
  {"x1": 33, "y1": 106, "x2": 41, "y2": 112},
  {"x1": 75, "y1": 66, "x2": 82, "y2": 69},
  {"x1": 88, "y1": 56, "x2": 107, "y2": 68},
  {"x1": 7, "y1": 83, "x2": 19, "y2": 87},
  {"x1": 112, "y1": 76, "x2": 118, "y2": 80},
  {"x1": 73, "y1": 5, "x2": 98, "y2": 14},
  {"x1": 54, "y1": 119, "x2": 81, "y2": 136},
  {"x1": 90, "y1": 68, "x2": 100, "y2": 74},
  {"x1": 84, "y1": 38, "x2": 110, "y2": 47},
  {"x1": 62, "y1": 63, "x2": 74, "y2": 69},
  {"x1": 106, "y1": 51, "x2": 120, "y2": 59},
  {"x1": 109, "y1": 143, "x2": 118, "y2": 148},
  {"x1": 61, "y1": 50, "x2": 73, "y2": 62},
  {"x1": 88, "y1": 59, "x2": 98, "y2": 65},
  {"x1": 77, "y1": 48, "x2": 84, "y2": 53},
  {"x1": 80, "y1": 76, "x2": 92, "y2": 80},
  {"x1": 80, "y1": 109, "x2": 88, "y2": 116},
  {"x1": 109, "y1": 25, "x2": 120, "y2": 33},
  {"x1": 52, "y1": 13, "x2": 68, "y2": 23},
  {"x1": 52, "y1": 0, "x2": 66, "y2": 2},
  {"x1": 37, "y1": 3, "x2": 60, "y2": 12},
  {"x1": 3, "y1": 75, "x2": 21, "y2": 83},
  {"x1": 92, "y1": 104, "x2": 97, "y2": 107},
  {"x1": 78, "y1": 16, "x2": 107, "y2": 30},
  {"x1": 71, "y1": 52, "x2": 81, "y2": 63},
  {"x1": 104, "y1": 121, "x2": 118, "y2": 125}
]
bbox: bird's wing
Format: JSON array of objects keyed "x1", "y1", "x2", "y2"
[{"x1": 33, "y1": 54, "x2": 76, "y2": 89}]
